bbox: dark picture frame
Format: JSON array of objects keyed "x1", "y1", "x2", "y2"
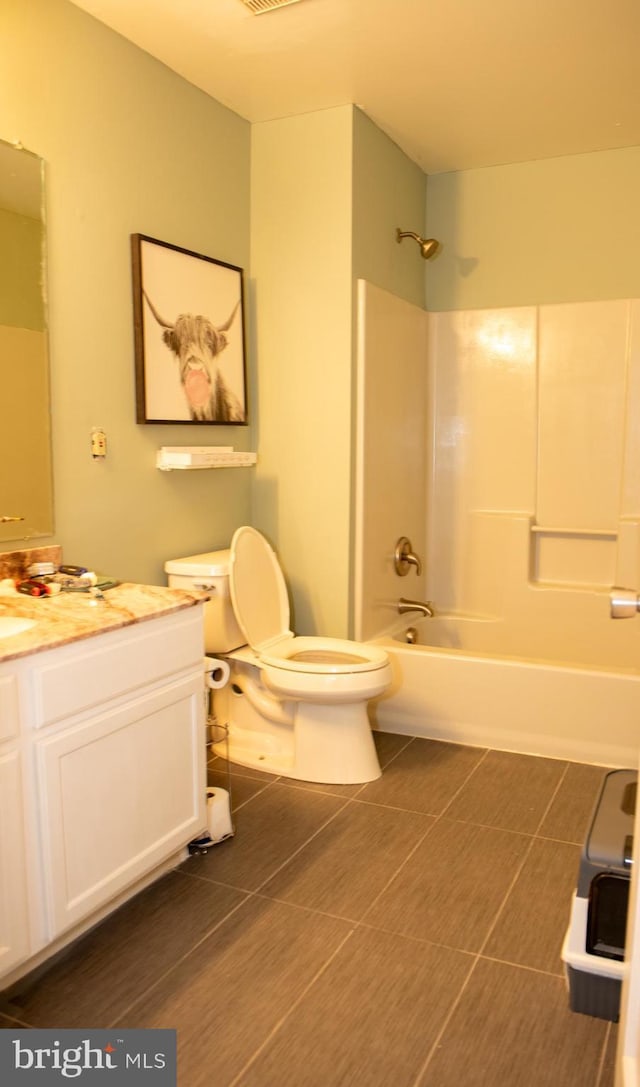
[{"x1": 131, "y1": 234, "x2": 247, "y2": 425}]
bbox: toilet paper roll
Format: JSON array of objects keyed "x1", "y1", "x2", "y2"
[
  {"x1": 204, "y1": 655, "x2": 231, "y2": 690},
  {"x1": 206, "y1": 787, "x2": 234, "y2": 842}
]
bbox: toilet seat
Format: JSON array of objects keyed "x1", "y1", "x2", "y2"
[
  {"x1": 261, "y1": 635, "x2": 390, "y2": 674},
  {"x1": 229, "y1": 527, "x2": 388, "y2": 675}
]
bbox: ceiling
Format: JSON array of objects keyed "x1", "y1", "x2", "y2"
[{"x1": 69, "y1": 0, "x2": 640, "y2": 174}]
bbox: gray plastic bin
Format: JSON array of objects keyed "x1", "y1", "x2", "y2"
[{"x1": 562, "y1": 769, "x2": 636, "y2": 1021}]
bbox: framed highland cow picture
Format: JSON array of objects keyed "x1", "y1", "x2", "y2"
[{"x1": 131, "y1": 234, "x2": 247, "y2": 424}]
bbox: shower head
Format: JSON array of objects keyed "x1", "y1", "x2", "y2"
[{"x1": 396, "y1": 229, "x2": 440, "y2": 260}]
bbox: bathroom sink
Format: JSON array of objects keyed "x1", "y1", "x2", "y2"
[{"x1": 0, "y1": 616, "x2": 37, "y2": 638}]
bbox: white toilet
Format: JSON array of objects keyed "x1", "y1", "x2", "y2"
[{"x1": 165, "y1": 526, "x2": 392, "y2": 784}]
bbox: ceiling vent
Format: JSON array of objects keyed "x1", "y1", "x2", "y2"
[{"x1": 239, "y1": 0, "x2": 304, "y2": 13}]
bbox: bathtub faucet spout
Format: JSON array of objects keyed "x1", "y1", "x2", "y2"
[{"x1": 398, "y1": 597, "x2": 434, "y2": 618}]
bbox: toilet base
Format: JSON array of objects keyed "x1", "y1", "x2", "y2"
[{"x1": 213, "y1": 700, "x2": 382, "y2": 785}]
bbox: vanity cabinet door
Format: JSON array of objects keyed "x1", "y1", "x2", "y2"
[
  {"x1": 35, "y1": 671, "x2": 206, "y2": 939},
  {"x1": 0, "y1": 748, "x2": 31, "y2": 974}
]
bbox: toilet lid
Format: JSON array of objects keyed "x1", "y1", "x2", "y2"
[{"x1": 229, "y1": 526, "x2": 293, "y2": 653}]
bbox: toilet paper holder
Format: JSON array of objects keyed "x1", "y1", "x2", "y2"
[
  {"x1": 204, "y1": 655, "x2": 231, "y2": 689},
  {"x1": 189, "y1": 659, "x2": 234, "y2": 854}
]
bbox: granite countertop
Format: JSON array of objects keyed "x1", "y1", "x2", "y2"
[{"x1": 0, "y1": 582, "x2": 205, "y2": 663}]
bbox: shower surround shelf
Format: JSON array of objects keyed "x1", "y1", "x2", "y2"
[{"x1": 531, "y1": 525, "x2": 617, "y2": 538}]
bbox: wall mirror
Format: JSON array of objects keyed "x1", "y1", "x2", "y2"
[{"x1": 0, "y1": 139, "x2": 53, "y2": 543}]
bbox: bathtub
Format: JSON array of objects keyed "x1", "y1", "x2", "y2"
[{"x1": 370, "y1": 616, "x2": 640, "y2": 768}]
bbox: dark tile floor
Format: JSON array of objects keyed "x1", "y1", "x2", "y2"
[{"x1": 0, "y1": 733, "x2": 619, "y2": 1086}]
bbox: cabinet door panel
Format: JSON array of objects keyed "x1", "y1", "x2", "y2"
[
  {"x1": 0, "y1": 671, "x2": 19, "y2": 742},
  {"x1": 0, "y1": 749, "x2": 30, "y2": 972},
  {"x1": 36, "y1": 673, "x2": 206, "y2": 937}
]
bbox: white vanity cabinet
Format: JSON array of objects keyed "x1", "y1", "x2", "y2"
[
  {"x1": 0, "y1": 671, "x2": 31, "y2": 975},
  {"x1": 0, "y1": 602, "x2": 207, "y2": 982}
]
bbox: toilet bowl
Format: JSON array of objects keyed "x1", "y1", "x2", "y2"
[{"x1": 165, "y1": 527, "x2": 391, "y2": 784}]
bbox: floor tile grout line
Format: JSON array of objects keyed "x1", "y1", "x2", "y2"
[
  {"x1": 249, "y1": 889, "x2": 366, "y2": 926},
  {"x1": 195, "y1": 889, "x2": 571, "y2": 983},
  {"x1": 470, "y1": 762, "x2": 576, "y2": 969},
  {"x1": 534, "y1": 830, "x2": 593, "y2": 848},
  {"x1": 437, "y1": 747, "x2": 491, "y2": 820},
  {"x1": 431, "y1": 758, "x2": 572, "y2": 962},
  {"x1": 345, "y1": 749, "x2": 553, "y2": 939},
  {"x1": 178, "y1": 796, "x2": 442, "y2": 905},
  {"x1": 220, "y1": 764, "x2": 590, "y2": 843},
  {"x1": 0, "y1": 1010, "x2": 35, "y2": 1029},
  {"x1": 374, "y1": 731, "x2": 417, "y2": 765},
  {"x1": 475, "y1": 834, "x2": 537, "y2": 958},
  {"x1": 353, "y1": 918, "x2": 570, "y2": 978},
  {"x1": 473, "y1": 950, "x2": 568, "y2": 980},
  {"x1": 230, "y1": 779, "x2": 276, "y2": 812},
  {"x1": 250, "y1": 797, "x2": 355, "y2": 897},
  {"x1": 351, "y1": 795, "x2": 452, "y2": 816},
  {"x1": 411, "y1": 952, "x2": 483, "y2": 1087},
  {"x1": 226, "y1": 928, "x2": 358, "y2": 1087},
  {"x1": 189, "y1": 782, "x2": 359, "y2": 898},
  {"x1": 531, "y1": 760, "x2": 571, "y2": 837},
  {"x1": 411, "y1": 944, "x2": 603, "y2": 1087},
  {"x1": 594, "y1": 1021, "x2": 612, "y2": 1087},
  {"x1": 271, "y1": 779, "x2": 369, "y2": 800},
  {"x1": 296, "y1": 785, "x2": 445, "y2": 962},
  {"x1": 354, "y1": 804, "x2": 547, "y2": 841},
  {"x1": 107, "y1": 880, "x2": 364, "y2": 1026},
  {"x1": 352, "y1": 921, "x2": 565, "y2": 982},
  {"x1": 355, "y1": 818, "x2": 440, "y2": 929},
  {"x1": 351, "y1": 813, "x2": 539, "y2": 951},
  {"x1": 106, "y1": 890, "x2": 255, "y2": 1029},
  {"x1": 175, "y1": 866, "x2": 250, "y2": 891}
]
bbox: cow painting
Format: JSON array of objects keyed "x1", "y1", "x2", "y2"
[{"x1": 143, "y1": 290, "x2": 244, "y2": 422}]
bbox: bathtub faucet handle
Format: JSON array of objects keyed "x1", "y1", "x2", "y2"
[
  {"x1": 394, "y1": 536, "x2": 422, "y2": 577},
  {"x1": 610, "y1": 587, "x2": 640, "y2": 619}
]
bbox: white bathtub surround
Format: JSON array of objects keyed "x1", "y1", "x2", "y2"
[
  {"x1": 354, "y1": 280, "x2": 429, "y2": 641},
  {"x1": 357, "y1": 289, "x2": 640, "y2": 768},
  {"x1": 371, "y1": 617, "x2": 640, "y2": 768},
  {"x1": 427, "y1": 299, "x2": 640, "y2": 623},
  {"x1": 356, "y1": 292, "x2": 640, "y2": 643}
]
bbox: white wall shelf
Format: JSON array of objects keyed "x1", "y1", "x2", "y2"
[{"x1": 156, "y1": 449, "x2": 257, "y2": 471}]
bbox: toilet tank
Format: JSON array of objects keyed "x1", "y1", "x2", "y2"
[{"x1": 164, "y1": 550, "x2": 245, "y2": 653}]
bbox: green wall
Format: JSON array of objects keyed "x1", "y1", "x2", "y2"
[
  {"x1": 250, "y1": 107, "x2": 428, "y2": 637},
  {"x1": 8, "y1": 1, "x2": 637, "y2": 625},
  {"x1": 250, "y1": 107, "x2": 354, "y2": 636},
  {"x1": 0, "y1": 0, "x2": 252, "y2": 584},
  {"x1": 352, "y1": 109, "x2": 426, "y2": 307},
  {"x1": 426, "y1": 146, "x2": 640, "y2": 311}
]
